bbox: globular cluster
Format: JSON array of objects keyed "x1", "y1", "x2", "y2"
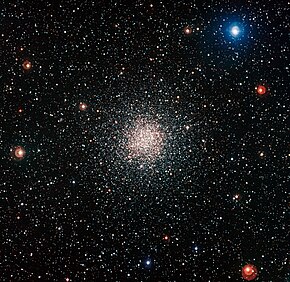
[
  {"x1": 1, "y1": 0, "x2": 289, "y2": 281},
  {"x1": 125, "y1": 117, "x2": 166, "y2": 163}
]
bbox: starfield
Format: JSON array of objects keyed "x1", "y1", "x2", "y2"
[{"x1": 1, "y1": 1, "x2": 288, "y2": 281}]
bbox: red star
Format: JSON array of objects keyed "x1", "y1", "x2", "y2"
[
  {"x1": 79, "y1": 102, "x2": 88, "y2": 111},
  {"x1": 183, "y1": 26, "x2": 193, "y2": 35},
  {"x1": 256, "y1": 85, "x2": 267, "y2": 95},
  {"x1": 242, "y1": 264, "x2": 258, "y2": 281},
  {"x1": 22, "y1": 59, "x2": 32, "y2": 71},
  {"x1": 11, "y1": 146, "x2": 26, "y2": 160}
]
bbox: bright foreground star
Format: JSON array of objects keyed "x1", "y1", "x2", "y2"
[
  {"x1": 230, "y1": 25, "x2": 240, "y2": 37},
  {"x1": 126, "y1": 118, "x2": 165, "y2": 163},
  {"x1": 22, "y1": 59, "x2": 32, "y2": 71},
  {"x1": 256, "y1": 85, "x2": 267, "y2": 95},
  {"x1": 11, "y1": 146, "x2": 26, "y2": 160},
  {"x1": 242, "y1": 264, "x2": 258, "y2": 281}
]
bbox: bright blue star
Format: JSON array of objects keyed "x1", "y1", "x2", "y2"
[
  {"x1": 144, "y1": 257, "x2": 153, "y2": 269},
  {"x1": 192, "y1": 243, "x2": 201, "y2": 253},
  {"x1": 230, "y1": 25, "x2": 240, "y2": 37},
  {"x1": 227, "y1": 22, "x2": 244, "y2": 39}
]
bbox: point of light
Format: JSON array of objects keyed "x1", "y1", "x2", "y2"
[
  {"x1": 163, "y1": 235, "x2": 169, "y2": 241},
  {"x1": 256, "y1": 85, "x2": 267, "y2": 95},
  {"x1": 227, "y1": 22, "x2": 244, "y2": 39},
  {"x1": 79, "y1": 102, "x2": 88, "y2": 111},
  {"x1": 144, "y1": 257, "x2": 153, "y2": 268},
  {"x1": 242, "y1": 264, "x2": 258, "y2": 281},
  {"x1": 233, "y1": 194, "x2": 240, "y2": 200},
  {"x1": 230, "y1": 25, "x2": 240, "y2": 37},
  {"x1": 183, "y1": 25, "x2": 193, "y2": 35},
  {"x1": 11, "y1": 146, "x2": 26, "y2": 160},
  {"x1": 22, "y1": 60, "x2": 32, "y2": 70}
]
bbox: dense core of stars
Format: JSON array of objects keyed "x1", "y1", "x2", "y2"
[
  {"x1": 1, "y1": 1, "x2": 288, "y2": 281},
  {"x1": 126, "y1": 118, "x2": 165, "y2": 163}
]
